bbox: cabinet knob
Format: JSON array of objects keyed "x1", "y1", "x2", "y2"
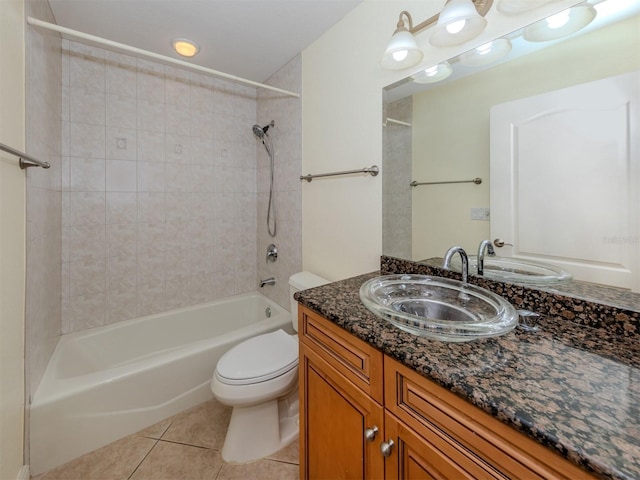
[
  {"x1": 364, "y1": 426, "x2": 379, "y2": 442},
  {"x1": 380, "y1": 439, "x2": 395, "y2": 458}
]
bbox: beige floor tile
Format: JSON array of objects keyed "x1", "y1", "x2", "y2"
[
  {"x1": 32, "y1": 435, "x2": 157, "y2": 480},
  {"x1": 160, "y1": 398, "x2": 231, "y2": 449},
  {"x1": 216, "y1": 459, "x2": 299, "y2": 480},
  {"x1": 136, "y1": 417, "x2": 174, "y2": 440},
  {"x1": 266, "y1": 439, "x2": 299, "y2": 464},
  {"x1": 129, "y1": 440, "x2": 223, "y2": 480}
]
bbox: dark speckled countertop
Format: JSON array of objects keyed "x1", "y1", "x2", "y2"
[{"x1": 294, "y1": 270, "x2": 640, "y2": 480}]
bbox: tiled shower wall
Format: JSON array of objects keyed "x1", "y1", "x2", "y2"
[
  {"x1": 256, "y1": 56, "x2": 303, "y2": 310},
  {"x1": 382, "y1": 97, "x2": 412, "y2": 260},
  {"x1": 25, "y1": 0, "x2": 62, "y2": 400},
  {"x1": 62, "y1": 41, "x2": 261, "y2": 333}
]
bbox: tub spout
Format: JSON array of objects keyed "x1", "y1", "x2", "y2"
[{"x1": 259, "y1": 277, "x2": 276, "y2": 288}]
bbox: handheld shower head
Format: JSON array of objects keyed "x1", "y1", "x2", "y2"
[
  {"x1": 252, "y1": 124, "x2": 264, "y2": 139},
  {"x1": 252, "y1": 120, "x2": 275, "y2": 139}
]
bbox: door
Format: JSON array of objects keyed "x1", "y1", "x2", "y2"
[
  {"x1": 490, "y1": 71, "x2": 639, "y2": 291},
  {"x1": 299, "y1": 343, "x2": 384, "y2": 480}
]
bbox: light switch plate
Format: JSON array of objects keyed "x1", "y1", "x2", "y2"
[{"x1": 471, "y1": 207, "x2": 490, "y2": 221}]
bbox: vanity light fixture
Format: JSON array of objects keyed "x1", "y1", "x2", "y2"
[
  {"x1": 381, "y1": 0, "x2": 493, "y2": 70},
  {"x1": 430, "y1": 0, "x2": 490, "y2": 47},
  {"x1": 523, "y1": 4, "x2": 597, "y2": 42},
  {"x1": 381, "y1": 11, "x2": 424, "y2": 70},
  {"x1": 458, "y1": 38, "x2": 512, "y2": 66},
  {"x1": 172, "y1": 38, "x2": 199, "y2": 57},
  {"x1": 411, "y1": 62, "x2": 453, "y2": 84}
]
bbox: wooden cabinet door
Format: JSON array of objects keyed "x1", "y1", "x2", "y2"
[
  {"x1": 300, "y1": 342, "x2": 384, "y2": 480},
  {"x1": 384, "y1": 412, "x2": 503, "y2": 480}
]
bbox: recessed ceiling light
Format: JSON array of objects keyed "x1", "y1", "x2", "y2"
[{"x1": 172, "y1": 38, "x2": 199, "y2": 57}]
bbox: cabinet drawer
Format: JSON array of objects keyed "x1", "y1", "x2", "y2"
[
  {"x1": 385, "y1": 356, "x2": 596, "y2": 480},
  {"x1": 298, "y1": 305, "x2": 383, "y2": 403}
]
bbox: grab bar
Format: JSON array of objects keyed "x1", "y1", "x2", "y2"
[
  {"x1": 410, "y1": 177, "x2": 481, "y2": 187},
  {"x1": 0, "y1": 143, "x2": 50, "y2": 169},
  {"x1": 300, "y1": 165, "x2": 379, "y2": 182}
]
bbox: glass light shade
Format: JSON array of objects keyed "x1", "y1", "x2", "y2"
[
  {"x1": 430, "y1": 0, "x2": 488, "y2": 47},
  {"x1": 172, "y1": 38, "x2": 199, "y2": 57},
  {"x1": 523, "y1": 4, "x2": 597, "y2": 42},
  {"x1": 411, "y1": 62, "x2": 453, "y2": 84},
  {"x1": 381, "y1": 29, "x2": 424, "y2": 70},
  {"x1": 459, "y1": 38, "x2": 512, "y2": 66}
]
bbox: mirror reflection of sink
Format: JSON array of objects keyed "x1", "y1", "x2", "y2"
[
  {"x1": 449, "y1": 256, "x2": 572, "y2": 285},
  {"x1": 359, "y1": 275, "x2": 518, "y2": 342}
]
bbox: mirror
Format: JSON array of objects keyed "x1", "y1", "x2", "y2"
[{"x1": 382, "y1": 0, "x2": 640, "y2": 306}]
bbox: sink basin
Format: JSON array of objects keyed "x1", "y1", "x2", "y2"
[
  {"x1": 359, "y1": 275, "x2": 518, "y2": 342},
  {"x1": 449, "y1": 256, "x2": 572, "y2": 285}
]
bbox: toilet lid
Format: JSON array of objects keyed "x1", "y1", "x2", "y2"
[{"x1": 216, "y1": 329, "x2": 298, "y2": 385}]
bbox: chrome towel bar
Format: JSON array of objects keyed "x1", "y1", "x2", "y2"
[
  {"x1": 0, "y1": 143, "x2": 50, "y2": 169},
  {"x1": 300, "y1": 165, "x2": 379, "y2": 182},
  {"x1": 410, "y1": 177, "x2": 481, "y2": 187}
]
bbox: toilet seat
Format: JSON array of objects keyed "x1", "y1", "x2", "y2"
[{"x1": 216, "y1": 329, "x2": 298, "y2": 385}]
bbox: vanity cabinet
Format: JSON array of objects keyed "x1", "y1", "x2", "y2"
[
  {"x1": 298, "y1": 306, "x2": 384, "y2": 479},
  {"x1": 299, "y1": 305, "x2": 596, "y2": 480}
]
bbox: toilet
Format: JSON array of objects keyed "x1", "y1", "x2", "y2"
[{"x1": 211, "y1": 271, "x2": 329, "y2": 463}]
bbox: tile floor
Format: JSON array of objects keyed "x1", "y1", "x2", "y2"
[{"x1": 32, "y1": 398, "x2": 299, "y2": 480}]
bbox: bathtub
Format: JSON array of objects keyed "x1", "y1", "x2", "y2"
[{"x1": 30, "y1": 292, "x2": 291, "y2": 475}]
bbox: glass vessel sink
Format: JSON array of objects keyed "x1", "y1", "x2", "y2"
[
  {"x1": 359, "y1": 275, "x2": 518, "y2": 342},
  {"x1": 449, "y1": 256, "x2": 572, "y2": 285}
]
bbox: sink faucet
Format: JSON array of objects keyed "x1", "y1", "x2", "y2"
[
  {"x1": 477, "y1": 240, "x2": 496, "y2": 276},
  {"x1": 443, "y1": 246, "x2": 469, "y2": 283},
  {"x1": 259, "y1": 277, "x2": 275, "y2": 288}
]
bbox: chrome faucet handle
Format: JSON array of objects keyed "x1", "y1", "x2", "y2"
[{"x1": 266, "y1": 243, "x2": 278, "y2": 262}]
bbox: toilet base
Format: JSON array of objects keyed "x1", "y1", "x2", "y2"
[{"x1": 221, "y1": 388, "x2": 299, "y2": 463}]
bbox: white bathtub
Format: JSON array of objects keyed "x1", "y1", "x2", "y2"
[{"x1": 30, "y1": 292, "x2": 291, "y2": 475}]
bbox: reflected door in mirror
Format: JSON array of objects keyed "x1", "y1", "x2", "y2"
[{"x1": 490, "y1": 71, "x2": 639, "y2": 292}]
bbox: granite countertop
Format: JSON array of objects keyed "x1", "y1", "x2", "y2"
[{"x1": 294, "y1": 271, "x2": 640, "y2": 480}]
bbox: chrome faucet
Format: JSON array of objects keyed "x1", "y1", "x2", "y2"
[
  {"x1": 477, "y1": 239, "x2": 496, "y2": 276},
  {"x1": 443, "y1": 246, "x2": 469, "y2": 283},
  {"x1": 259, "y1": 277, "x2": 276, "y2": 288}
]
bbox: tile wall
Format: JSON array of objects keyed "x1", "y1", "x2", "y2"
[
  {"x1": 25, "y1": 0, "x2": 63, "y2": 404},
  {"x1": 382, "y1": 97, "x2": 413, "y2": 260},
  {"x1": 256, "y1": 56, "x2": 303, "y2": 310},
  {"x1": 25, "y1": 0, "x2": 63, "y2": 463},
  {"x1": 61, "y1": 41, "x2": 262, "y2": 333}
]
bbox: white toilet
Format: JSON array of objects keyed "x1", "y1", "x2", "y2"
[{"x1": 211, "y1": 271, "x2": 329, "y2": 463}]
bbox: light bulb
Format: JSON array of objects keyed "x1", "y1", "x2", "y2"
[
  {"x1": 476, "y1": 42, "x2": 493, "y2": 55},
  {"x1": 172, "y1": 38, "x2": 199, "y2": 57},
  {"x1": 392, "y1": 50, "x2": 409, "y2": 61},
  {"x1": 425, "y1": 66, "x2": 439, "y2": 77},
  {"x1": 546, "y1": 9, "x2": 570, "y2": 29},
  {"x1": 446, "y1": 19, "x2": 467, "y2": 34}
]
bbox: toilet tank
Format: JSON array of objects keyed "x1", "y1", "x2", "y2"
[{"x1": 289, "y1": 272, "x2": 329, "y2": 332}]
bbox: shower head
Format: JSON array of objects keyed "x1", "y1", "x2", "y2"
[{"x1": 252, "y1": 120, "x2": 275, "y2": 139}]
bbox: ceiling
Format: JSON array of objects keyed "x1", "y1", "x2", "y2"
[{"x1": 47, "y1": 0, "x2": 362, "y2": 83}]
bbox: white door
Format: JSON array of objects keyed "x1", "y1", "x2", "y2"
[{"x1": 490, "y1": 71, "x2": 639, "y2": 291}]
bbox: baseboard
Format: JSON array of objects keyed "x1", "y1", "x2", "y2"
[{"x1": 17, "y1": 465, "x2": 30, "y2": 480}]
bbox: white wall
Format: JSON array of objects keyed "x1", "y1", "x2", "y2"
[
  {"x1": 0, "y1": 0, "x2": 27, "y2": 477},
  {"x1": 301, "y1": 0, "x2": 583, "y2": 281}
]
